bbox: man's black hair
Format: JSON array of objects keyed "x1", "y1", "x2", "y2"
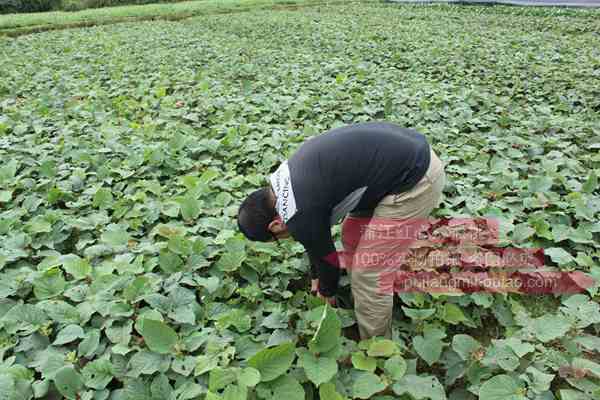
[{"x1": 237, "y1": 187, "x2": 277, "y2": 242}]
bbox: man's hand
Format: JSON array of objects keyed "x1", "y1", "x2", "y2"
[
  {"x1": 311, "y1": 279, "x2": 336, "y2": 306},
  {"x1": 317, "y1": 292, "x2": 337, "y2": 306},
  {"x1": 311, "y1": 279, "x2": 319, "y2": 294}
]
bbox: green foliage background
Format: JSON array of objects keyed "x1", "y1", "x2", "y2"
[
  {"x1": 0, "y1": 0, "x2": 62, "y2": 14},
  {"x1": 60, "y1": 0, "x2": 189, "y2": 12},
  {"x1": 0, "y1": 0, "x2": 187, "y2": 14},
  {"x1": 0, "y1": 2, "x2": 599, "y2": 400}
]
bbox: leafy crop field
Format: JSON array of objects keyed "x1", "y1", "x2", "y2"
[
  {"x1": 0, "y1": 0, "x2": 338, "y2": 37},
  {"x1": 1, "y1": 2, "x2": 600, "y2": 400}
]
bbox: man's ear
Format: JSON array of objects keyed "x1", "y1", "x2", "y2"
[{"x1": 267, "y1": 216, "x2": 285, "y2": 234}]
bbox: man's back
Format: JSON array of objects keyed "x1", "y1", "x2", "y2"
[{"x1": 287, "y1": 122, "x2": 431, "y2": 219}]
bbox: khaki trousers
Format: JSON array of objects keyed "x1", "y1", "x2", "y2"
[{"x1": 342, "y1": 148, "x2": 446, "y2": 339}]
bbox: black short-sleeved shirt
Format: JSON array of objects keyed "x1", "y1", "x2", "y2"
[{"x1": 269, "y1": 122, "x2": 431, "y2": 296}]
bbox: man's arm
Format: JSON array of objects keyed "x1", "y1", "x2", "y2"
[
  {"x1": 308, "y1": 251, "x2": 340, "y2": 297},
  {"x1": 288, "y1": 209, "x2": 341, "y2": 297}
]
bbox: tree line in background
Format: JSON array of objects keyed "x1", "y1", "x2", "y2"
[{"x1": 0, "y1": 0, "x2": 184, "y2": 14}]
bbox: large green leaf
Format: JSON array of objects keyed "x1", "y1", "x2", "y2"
[
  {"x1": 309, "y1": 305, "x2": 341, "y2": 354},
  {"x1": 260, "y1": 375, "x2": 305, "y2": 400},
  {"x1": 128, "y1": 350, "x2": 171, "y2": 377},
  {"x1": 528, "y1": 176, "x2": 553, "y2": 193},
  {"x1": 134, "y1": 318, "x2": 178, "y2": 354},
  {"x1": 178, "y1": 195, "x2": 201, "y2": 221},
  {"x1": 248, "y1": 342, "x2": 296, "y2": 382},
  {"x1": 545, "y1": 247, "x2": 576, "y2": 266},
  {"x1": 53, "y1": 366, "x2": 84, "y2": 400},
  {"x1": 82, "y1": 358, "x2": 115, "y2": 390},
  {"x1": 298, "y1": 348, "x2": 337, "y2": 386},
  {"x1": 319, "y1": 383, "x2": 345, "y2": 400},
  {"x1": 33, "y1": 269, "x2": 66, "y2": 300},
  {"x1": 93, "y1": 187, "x2": 113, "y2": 208},
  {"x1": 402, "y1": 307, "x2": 436, "y2": 321},
  {"x1": 238, "y1": 367, "x2": 261, "y2": 387},
  {"x1": 530, "y1": 314, "x2": 572, "y2": 343},
  {"x1": 525, "y1": 366, "x2": 554, "y2": 394},
  {"x1": 367, "y1": 339, "x2": 400, "y2": 357},
  {"x1": 352, "y1": 371, "x2": 387, "y2": 399},
  {"x1": 53, "y1": 324, "x2": 85, "y2": 345},
  {"x1": 352, "y1": 352, "x2": 377, "y2": 372},
  {"x1": 384, "y1": 355, "x2": 407, "y2": 381},
  {"x1": 481, "y1": 343, "x2": 519, "y2": 372},
  {"x1": 479, "y1": 375, "x2": 526, "y2": 400},
  {"x1": 101, "y1": 226, "x2": 130, "y2": 247},
  {"x1": 452, "y1": 334, "x2": 481, "y2": 361},
  {"x1": 392, "y1": 375, "x2": 446, "y2": 400},
  {"x1": 222, "y1": 384, "x2": 247, "y2": 400},
  {"x1": 413, "y1": 327, "x2": 446, "y2": 366},
  {"x1": 0, "y1": 374, "x2": 16, "y2": 399},
  {"x1": 209, "y1": 367, "x2": 238, "y2": 392},
  {"x1": 195, "y1": 355, "x2": 219, "y2": 376},
  {"x1": 61, "y1": 255, "x2": 92, "y2": 280},
  {"x1": 582, "y1": 171, "x2": 598, "y2": 193}
]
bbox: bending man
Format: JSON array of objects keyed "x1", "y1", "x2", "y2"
[{"x1": 237, "y1": 122, "x2": 446, "y2": 339}]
